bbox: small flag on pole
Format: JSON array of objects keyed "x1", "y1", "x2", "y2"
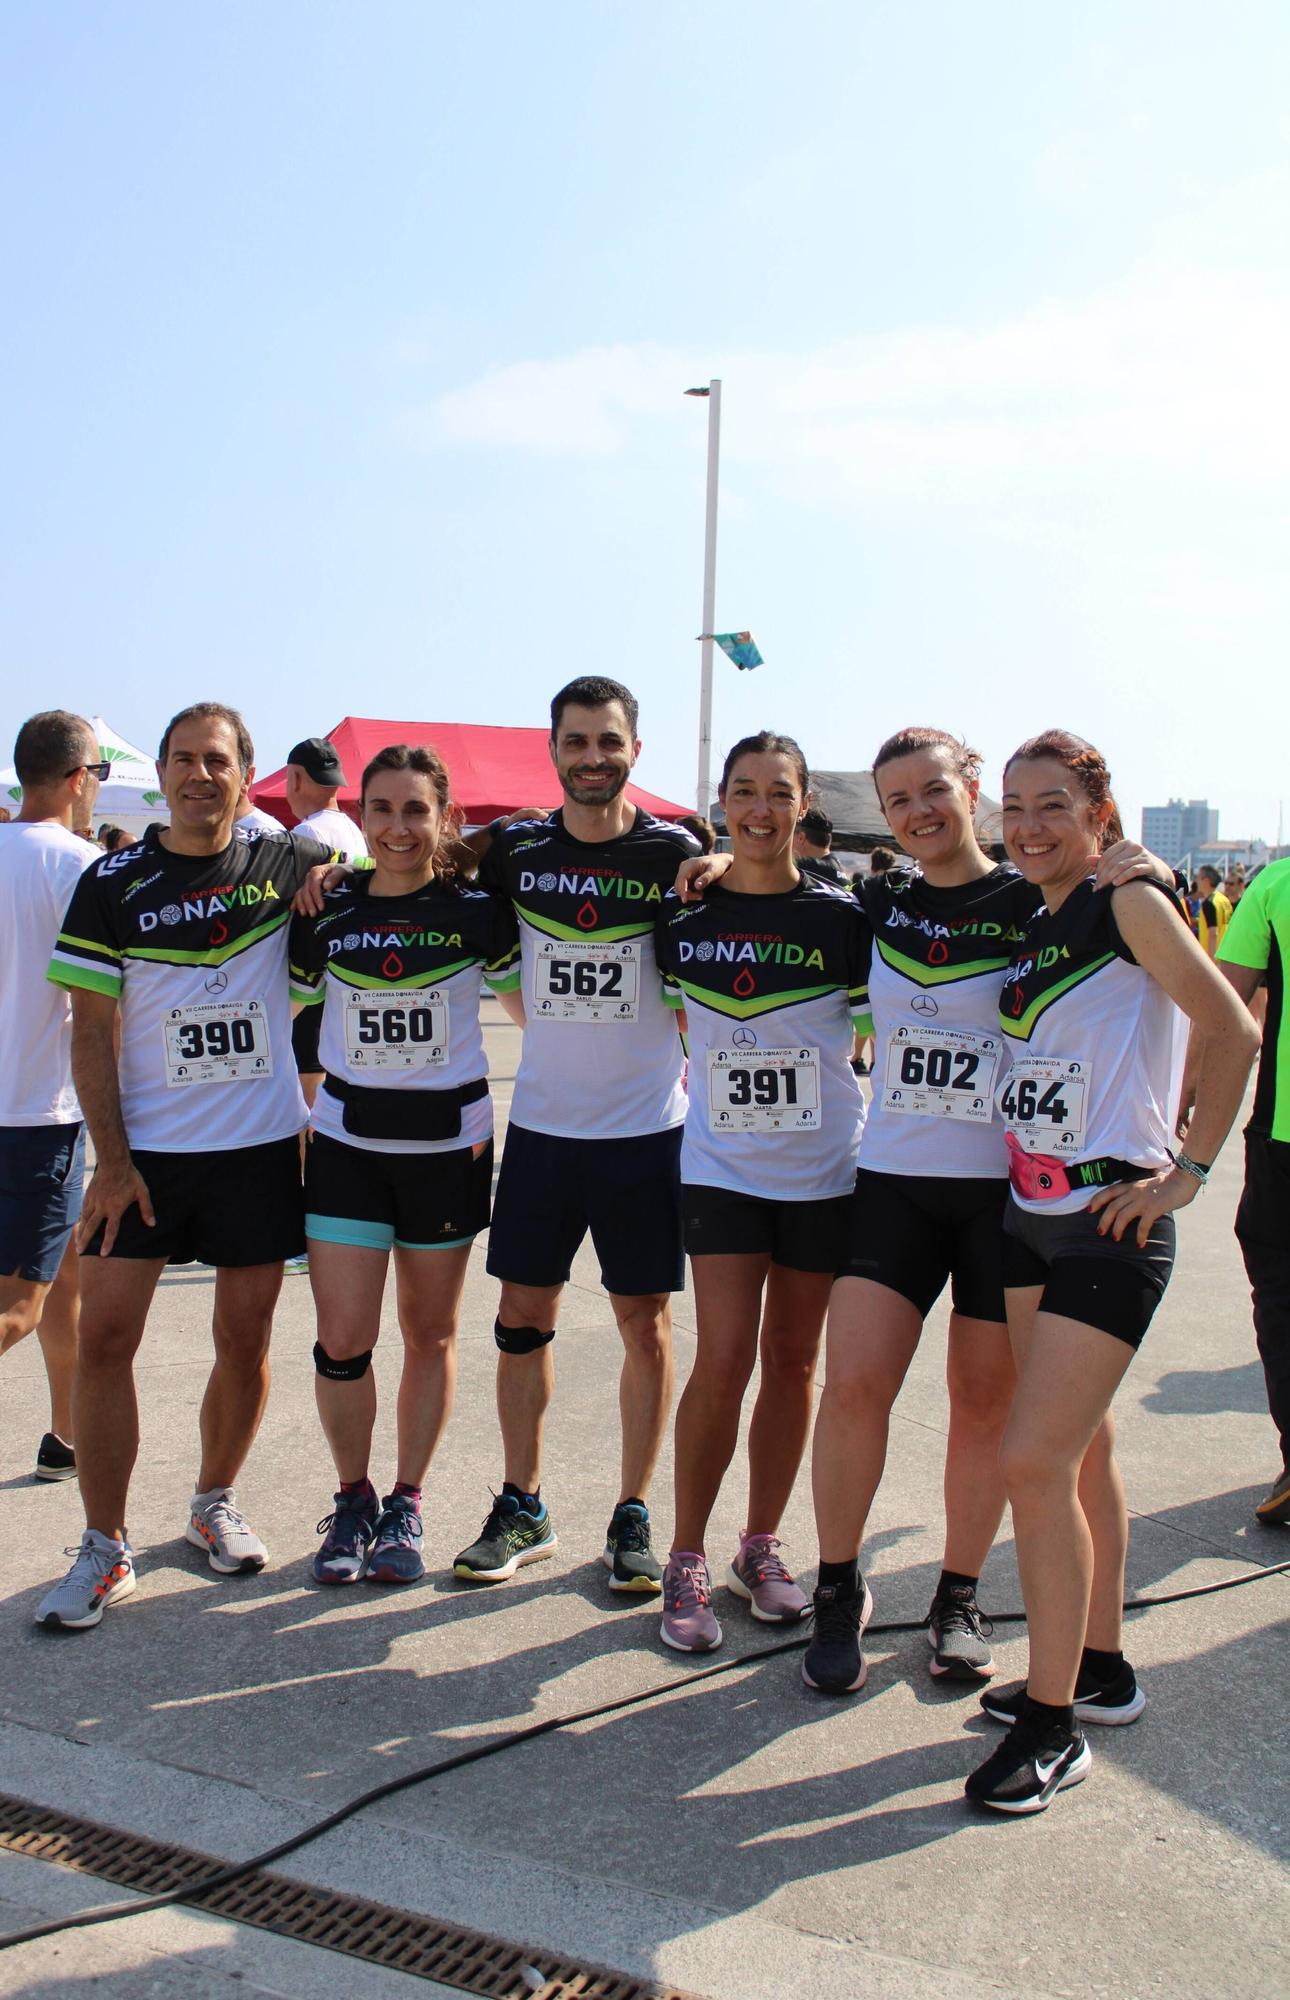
[{"x1": 711, "y1": 631, "x2": 763, "y2": 671}]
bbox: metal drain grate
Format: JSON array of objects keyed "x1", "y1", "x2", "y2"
[{"x1": 0, "y1": 1793, "x2": 703, "y2": 1999}]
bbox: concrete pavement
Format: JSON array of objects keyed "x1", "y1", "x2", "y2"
[{"x1": 0, "y1": 1003, "x2": 1286, "y2": 1997}]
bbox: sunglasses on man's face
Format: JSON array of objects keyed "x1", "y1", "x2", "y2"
[{"x1": 67, "y1": 761, "x2": 113, "y2": 782}]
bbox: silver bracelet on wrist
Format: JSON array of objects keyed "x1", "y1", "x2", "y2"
[{"x1": 1172, "y1": 1152, "x2": 1211, "y2": 1187}]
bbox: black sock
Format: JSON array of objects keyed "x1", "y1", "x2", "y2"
[
  {"x1": 1081, "y1": 1645, "x2": 1124, "y2": 1681},
  {"x1": 1025, "y1": 1696, "x2": 1075, "y2": 1732},
  {"x1": 817, "y1": 1558, "x2": 859, "y2": 1595},
  {"x1": 938, "y1": 1568, "x2": 978, "y2": 1594},
  {"x1": 503, "y1": 1481, "x2": 541, "y2": 1513}
]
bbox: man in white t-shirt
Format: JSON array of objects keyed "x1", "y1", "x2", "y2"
[
  {"x1": 284, "y1": 740, "x2": 369, "y2": 1127},
  {"x1": 0, "y1": 711, "x2": 105, "y2": 1480}
]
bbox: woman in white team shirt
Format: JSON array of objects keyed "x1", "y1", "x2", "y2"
[
  {"x1": 964, "y1": 729, "x2": 1257, "y2": 1816},
  {"x1": 654, "y1": 732, "x2": 870, "y2": 1652},
  {"x1": 288, "y1": 745, "x2": 519, "y2": 1589}
]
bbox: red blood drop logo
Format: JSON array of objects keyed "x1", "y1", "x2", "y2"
[
  {"x1": 383, "y1": 952, "x2": 404, "y2": 978},
  {"x1": 209, "y1": 919, "x2": 228, "y2": 946},
  {"x1": 733, "y1": 968, "x2": 756, "y2": 997},
  {"x1": 928, "y1": 939, "x2": 949, "y2": 965},
  {"x1": 576, "y1": 900, "x2": 599, "y2": 930}
]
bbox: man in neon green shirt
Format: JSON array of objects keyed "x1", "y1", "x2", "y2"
[{"x1": 1219, "y1": 858, "x2": 1290, "y2": 1522}]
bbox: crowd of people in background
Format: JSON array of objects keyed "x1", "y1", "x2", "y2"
[{"x1": 2, "y1": 682, "x2": 1286, "y2": 1824}]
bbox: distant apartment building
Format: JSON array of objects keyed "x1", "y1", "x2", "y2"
[{"x1": 1141, "y1": 798, "x2": 1218, "y2": 868}]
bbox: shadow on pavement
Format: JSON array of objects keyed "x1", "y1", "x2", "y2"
[{"x1": 1142, "y1": 1359, "x2": 1269, "y2": 1418}]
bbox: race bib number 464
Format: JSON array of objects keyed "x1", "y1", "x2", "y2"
[
  {"x1": 163, "y1": 999, "x2": 273, "y2": 1088},
  {"x1": 996, "y1": 1055, "x2": 1090, "y2": 1153},
  {"x1": 881, "y1": 1024, "x2": 1000, "y2": 1123},
  {"x1": 344, "y1": 988, "x2": 448, "y2": 1071},
  {"x1": 708, "y1": 1047, "x2": 821, "y2": 1133},
  {"x1": 532, "y1": 939, "x2": 639, "y2": 1023}
]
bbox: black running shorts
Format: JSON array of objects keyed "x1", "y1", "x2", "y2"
[
  {"x1": 83, "y1": 1136, "x2": 305, "y2": 1267},
  {"x1": 486, "y1": 1122, "x2": 685, "y2": 1296},
  {"x1": 1002, "y1": 1198, "x2": 1176, "y2": 1349},
  {"x1": 681, "y1": 1182, "x2": 852, "y2": 1275},
  {"x1": 306, "y1": 1130, "x2": 492, "y2": 1251},
  {"x1": 837, "y1": 1169, "x2": 1009, "y2": 1322}
]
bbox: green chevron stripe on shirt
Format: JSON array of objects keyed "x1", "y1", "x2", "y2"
[
  {"x1": 514, "y1": 902, "x2": 653, "y2": 946},
  {"x1": 1001, "y1": 953, "x2": 1116, "y2": 1040},
  {"x1": 877, "y1": 938, "x2": 1011, "y2": 988}
]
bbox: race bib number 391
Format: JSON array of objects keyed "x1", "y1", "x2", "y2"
[
  {"x1": 163, "y1": 999, "x2": 273, "y2": 1088},
  {"x1": 532, "y1": 939, "x2": 640, "y2": 1023},
  {"x1": 881, "y1": 1024, "x2": 1000, "y2": 1123},
  {"x1": 344, "y1": 988, "x2": 448, "y2": 1071},
  {"x1": 708, "y1": 1047, "x2": 821, "y2": 1133},
  {"x1": 996, "y1": 1055, "x2": 1090, "y2": 1153}
]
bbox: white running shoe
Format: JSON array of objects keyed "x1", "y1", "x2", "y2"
[
  {"x1": 185, "y1": 1489, "x2": 268, "y2": 1573},
  {"x1": 36, "y1": 1531, "x2": 136, "y2": 1630}
]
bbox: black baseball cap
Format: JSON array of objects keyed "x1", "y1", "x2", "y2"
[{"x1": 287, "y1": 737, "x2": 346, "y2": 786}]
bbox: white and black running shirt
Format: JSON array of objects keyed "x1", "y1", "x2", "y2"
[
  {"x1": 998, "y1": 878, "x2": 1187, "y2": 1214},
  {"x1": 49, "y1": 826, "x2": 333, "y2": 1153},
  {"x1": 289, "y1": 875, "x2": 519, "y2": 1155},
  {"x1": 656, "y1": 875, "x2": 872, "y2": 1200},
  {"x1": 478, "y1": 809, "x2": 699, "y2": 1140},
  {"x1": 0, "y1": 822, "x2": 101, "y2": 1125},
  {"x1": 860, "y1": 865, "x2": 1037, "y2": 1178}
]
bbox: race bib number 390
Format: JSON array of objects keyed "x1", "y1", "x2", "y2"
[
  {"x1": 532, "y1": 939, "x2": 640, "y2": 1023},
  {"x1": 344, "y1": 988, "x2": 448, "y2": 1071},
  {"x1": 163, "y1": 999, "x2": 273, "y2": 1088},
  {"x1": 996, "y1": 1055, "x2": 1090, "y2": 1153},
  {"x1": 708, "y1": 1047, "x2": 821, "y2": 1133},
  {"x1": 881, "y1": 1024, "x2": 1000, "y2": 1123}
]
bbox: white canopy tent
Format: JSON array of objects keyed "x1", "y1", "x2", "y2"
[{"x1": 1, "y1": 716, "x2": 170, "y2": 838}]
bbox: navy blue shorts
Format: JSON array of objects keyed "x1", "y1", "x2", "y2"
[
  {"x1": 0, "y1": 1123, "x2": 85, "y2": 1283},
  {"x1": 486, "y1": 1122, "x2": 685, "y2": 1297}
]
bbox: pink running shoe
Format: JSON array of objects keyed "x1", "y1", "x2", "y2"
[
  {"x1": 727, "y1": 1532, "x2": 809, "y2": 1624},
  {"x1": 660, "y1": 1553, "x2": 722, "y2": 1652}
]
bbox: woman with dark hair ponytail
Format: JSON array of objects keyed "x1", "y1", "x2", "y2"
[{"x1": 963, "y1": 730, "x2": 1258, "y2": 1814}]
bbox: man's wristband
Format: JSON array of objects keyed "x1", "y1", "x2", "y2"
[{"x1": 1172, "y1": 1152, "x2": 1211, "y2": 1186}]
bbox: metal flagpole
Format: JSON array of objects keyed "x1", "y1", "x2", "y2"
[{"x1": 686, "y1": 379, "x2": 722, "y2": 816}]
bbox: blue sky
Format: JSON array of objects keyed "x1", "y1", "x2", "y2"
[{"x1": 4, "y1": 4, "x2": 1287, "y2": 841}]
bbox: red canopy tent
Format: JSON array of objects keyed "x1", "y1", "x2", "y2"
[{"x1": 250, "y1": 717, "x2": 691, "y2": 828}]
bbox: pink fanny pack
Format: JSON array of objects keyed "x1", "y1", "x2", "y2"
[{"x1": 1006, "y1": 1131, "x2": 1146, "y2": 1202}]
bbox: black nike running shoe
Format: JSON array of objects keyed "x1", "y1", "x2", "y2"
[{"x1": 965, "y1": 1705, "x2": 1091, "y2": 1814}]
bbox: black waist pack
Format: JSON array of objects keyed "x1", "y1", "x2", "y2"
[{"x1": 323, "y1": 1073, "x2": 487, "y2": 1142}]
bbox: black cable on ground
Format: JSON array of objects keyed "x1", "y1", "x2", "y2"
[{"x1": 1, "y1": 1554, "x2": 1286, "y2": 1954}]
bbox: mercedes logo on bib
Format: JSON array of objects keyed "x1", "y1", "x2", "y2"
[
  {"x1": 732, "y1": 1026, "x2": 758, "y2": 1048},
  {"x1": 911, "y1": 993, "x2": 938, "y2": 1017}
]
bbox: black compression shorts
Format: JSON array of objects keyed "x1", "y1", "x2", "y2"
[
  {"x1": 1002, "y1": 1198, "x2": 1175, "y2": 1350},
  {"x1": 836, "y1": 1169, "x2": 1009, "y2": 1322}
]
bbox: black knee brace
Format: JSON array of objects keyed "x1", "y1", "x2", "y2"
[
  {"x1": 313, "y1": 1341, "x2": 374, "y2": 1382},
  {"x1": 494, "y1": 1317, "x2": 555, "y2": 1355}
]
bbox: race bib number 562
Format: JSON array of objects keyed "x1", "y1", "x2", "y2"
[
  {"x1": 532, "y1": 939, "x2": 639, "y2": 1023},
  {"x1": 708, "y1": 1047, "x2": 821, "y2": 1132}
]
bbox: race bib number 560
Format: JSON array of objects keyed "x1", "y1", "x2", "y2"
[
  {"x1": 996, "y1": 1054, "x2": 1090, "y2": 1153},
  {"x1": 708, "y1": 1047, "x2": 821, "y2": 1132},
  {"x1": 163, "y1": 1000, "x2": 273, "y2": 1088},
  {"x1": 344, "y1": 988, "x2": 448, "y2": 1071}
]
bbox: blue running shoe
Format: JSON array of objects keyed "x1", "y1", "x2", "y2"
[
  {"x1": 368, "y1": 1494, "x2": 425, "y2": 1584},
  {"x1": 313, "y1": 1484, "x2": 379, "y2": 1585}
]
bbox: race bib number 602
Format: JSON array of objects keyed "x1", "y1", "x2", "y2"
[
  {"x1": 708, "y1": 1047, "x2": 821, "y2": 1133},
  {"x1": 881, "y1": 1024, "x2": 1000, "y2": 1123},
  {"x1": 163, "y1": 999, "x2": 273, "y2": 1088}
]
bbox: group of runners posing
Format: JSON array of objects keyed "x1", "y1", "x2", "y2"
[{"x1": 27, "y1": 680, "x2": 1259, "y2": 1819}]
